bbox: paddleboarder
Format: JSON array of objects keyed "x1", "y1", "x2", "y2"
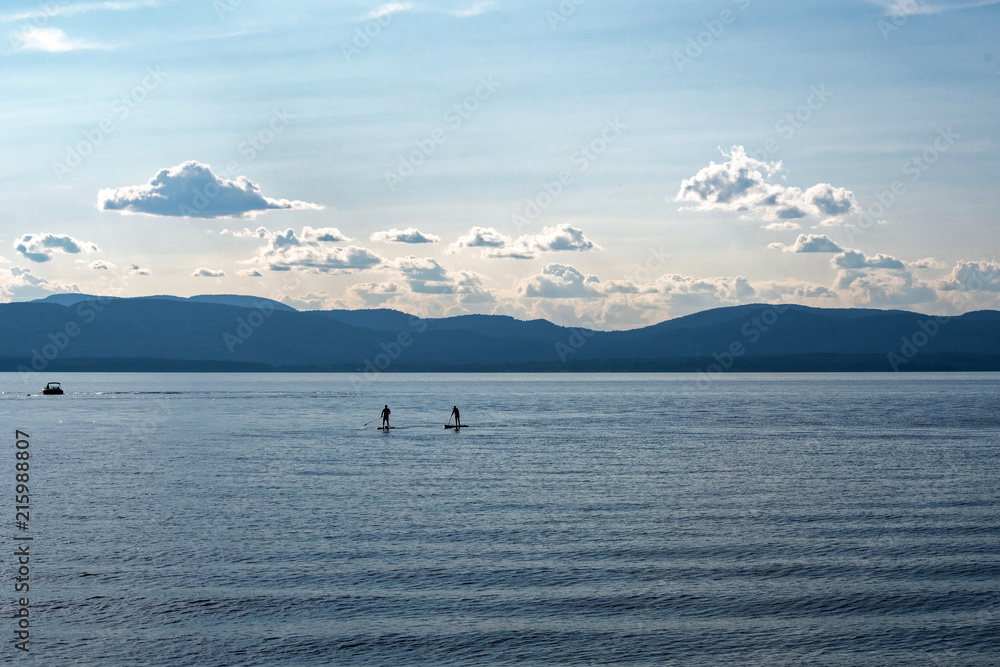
[
  {"x1": 381, "y1": 404, "x2": 391, "y2": 429},
  {"x1": 450, "y1": 405, "x2": 461, "y2": 428}
]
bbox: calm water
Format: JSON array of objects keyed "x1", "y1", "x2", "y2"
[{"x1": 1, "y1": 373, "x2": 998, "y2": 666}]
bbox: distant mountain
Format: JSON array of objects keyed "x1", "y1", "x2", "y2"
[
  {"x1": 2, "y1": 297, "x2": 999, "y2": 372},
  {"x1": 31, "y1": 293, "x2": 296, "y2": 312}
]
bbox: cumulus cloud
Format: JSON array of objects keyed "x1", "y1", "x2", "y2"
[
  {"x1": 370, "y1": 228, "x2": 440, "y2": 244},
  {"x1": 769, "y1": 233, "x2": 844, "y2": 253},
  {"x1": 519, "y1": 264, "x2": 601, "y2": 299},
  {"x1": 832, "y1": 249, "x2": 906, "y2": 270},
  {"x1": 652, "y1": 274, "x2": 757, "y2": 306},
  {"x1": 389, "y1": 257, "x2": 494, "y2": 306},
  {"x1": 756, "y1": 281, "x2": 837, "y2": 301},
  {"x1": 15, "y1": 233, "x2": 99, "y2": 263},
  {"x1": 192, "y1": 268, "x2": 226, "y2": 278},
  {"x1": 909, "y1": 257, "x2": 946, "y2": 269},
  {"x1": 127, "y1": 264, "x2": 151, "y2": 276},
  {"x1": 835, "y1": 269, "x2": 937, "y2": 306},
  {"x1": 675, "y1": 146, "x2": 857, "y2": 223},
  {"x1": 938, "y1": 260, "x2": 1000, "y2": 292},
  {"x1": 245, "y1": 226, "x2": 380, "y2": 274},
  {"x1": 449, "y1": 226, "x2": 511, "y2": 253},
  {"x1": 237, "y1": 269, "x2": 263, "y2": 277},
  {"x1": 451, "y1": 224, "x2": 600, "y2": 259},
  {"x1": 279, "y1": 293, "x2": 329, "y2": 311},
  {"x1": 89, "y1": 260, "x2": 112, "y2": 270},
  {"x1": 345, "y1": 281, "x2": 404, "y2": 307},
  {"x1": 1, "y1": 267, "x2": 80, "y2": 301},
  {"x1": 98, "y1": 161, "x2": 322, "y2": 219}
]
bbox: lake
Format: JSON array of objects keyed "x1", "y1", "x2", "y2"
[{"x1": 2, "y1": 373, "x2": 998, "y2": 665}]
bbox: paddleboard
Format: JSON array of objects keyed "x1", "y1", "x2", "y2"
[
  {"x1": 444, "y1": 424, "x2": 469, "y2": 429},
  {"x1": 377, "y1": 426, "x2": 396, "y2": 431}
]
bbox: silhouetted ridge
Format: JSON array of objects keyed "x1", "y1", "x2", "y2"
[{"x1": 3, "y1": 297, "x2": 998, "y2": 371}]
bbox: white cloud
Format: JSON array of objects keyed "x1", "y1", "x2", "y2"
[
  {"x1": 756, "y1": 281, "x2": 838, "y2": 301},
  {"x1": 1, "y1": 1, "x2": 158, "y2": 22},
  {"x1": 652, "y1": 274, "x2": 757, "y2": 306},
  {"x1": 370, "y1": 227, "x2": 440, "y2": 244},
  {"x1": 279, "y1": 293, "x2": 329, "y2": 311},
  {"x1": 89, "y1": 260, "x2": 112, "y2": 270},
  {"x1": 245, "y1": 226, "x2": 379, "y2": 273},
  {"x1": 832, "y1": 249, "x2": 906, "y2": 269},
  {"x1": 361, "y1": 1, "x2": 497, "y2": 20},
  {"x1": 939, "y1": 260, "x2": 1000, "y2": 292},
  {"x1": 835, "y1": 269, "x2": 937, "y2": 306},
  {"x1": 127, "y1": 264, "x2": 151, "y2": 276},
  {"x1": 10, "y1": 27, "x2": 103, "y2": 53},
  {"x1": 675, "y1": 146, "x2": 857, "y2": 223},
  {"x1": 98, "y1": 161, "x2": 323, "y2": 219},
  {"x1": 519, "y1": 264, "x2": 601, "y2": 299},
  {"x1": 237, "y1": 269, "x2": 263, "y2": 277},
  {"x1": 221, "y1": 227, "x2": 272, "y2": 239},
  {"x1": 392, "y1": 256, "x2": 491, "y2": 302},
  {"x1": 452, "y1": 1, "x2": 499, "y2": 17},
  {"x1": 449, "y1": 226, "x2": 511, "y2": 253},
  {"x1": 909, "y1": 257, "x2": 946, "y2": 269},
  {"x1": 452, "y1": 224, "x2": 600, "y2": 259},
  {"x1": 364, "y1": 2, "x2": 414, "y2": 20},
  {"x1": 769, "y1": 233, "x2": 844, "y2": 253},
  {"x1": 875, "y1": 0, "x2": 1000, "y2": 16},
  {"x1": 192, "y1": 268, "x2": 225, "y2": 278},
  {"x1": 1, "y1": 267, "x2": 80, "y2": 301},
  {"x1": 762, "y1": 221, "x2": 802, "y2": 231},
  {"x1": 345, "y1": 281, "x2": 404, "y2": 307},
  {"x1": 14, "y1": 233, "x2": 99, "y2": 263}
]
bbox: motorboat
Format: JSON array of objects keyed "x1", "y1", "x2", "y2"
[{"x1": 42, "y1": 382, "x2": 64, "y2": 395}]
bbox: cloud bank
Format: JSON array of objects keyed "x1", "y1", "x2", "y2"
[{"x1": 246, "y1": 226, "x2": 381, "y2": 273}]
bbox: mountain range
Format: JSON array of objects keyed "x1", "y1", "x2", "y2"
[{"x1": 1, "y1": 294, "x2": 999, "y2": 373}]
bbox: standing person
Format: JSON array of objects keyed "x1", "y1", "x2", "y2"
[
  {"x1": 451, "y1": 405, "x2": 461, "y2": 428},
  {"x1": 381, "y1": 404, "x2": 391, "y2": 429}
]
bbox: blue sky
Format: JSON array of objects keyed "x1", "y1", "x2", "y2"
[{"x1": 1, "y1": 0, "x2": 997, "y2": 327}]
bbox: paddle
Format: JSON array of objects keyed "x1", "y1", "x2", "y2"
[{"x1": 363, "y1": 417, "x2": 379, "y2": 427}]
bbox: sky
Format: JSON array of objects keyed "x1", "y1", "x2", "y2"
[{"x1": 1, "y1": 0, "x2": 998, "y2": 328}]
